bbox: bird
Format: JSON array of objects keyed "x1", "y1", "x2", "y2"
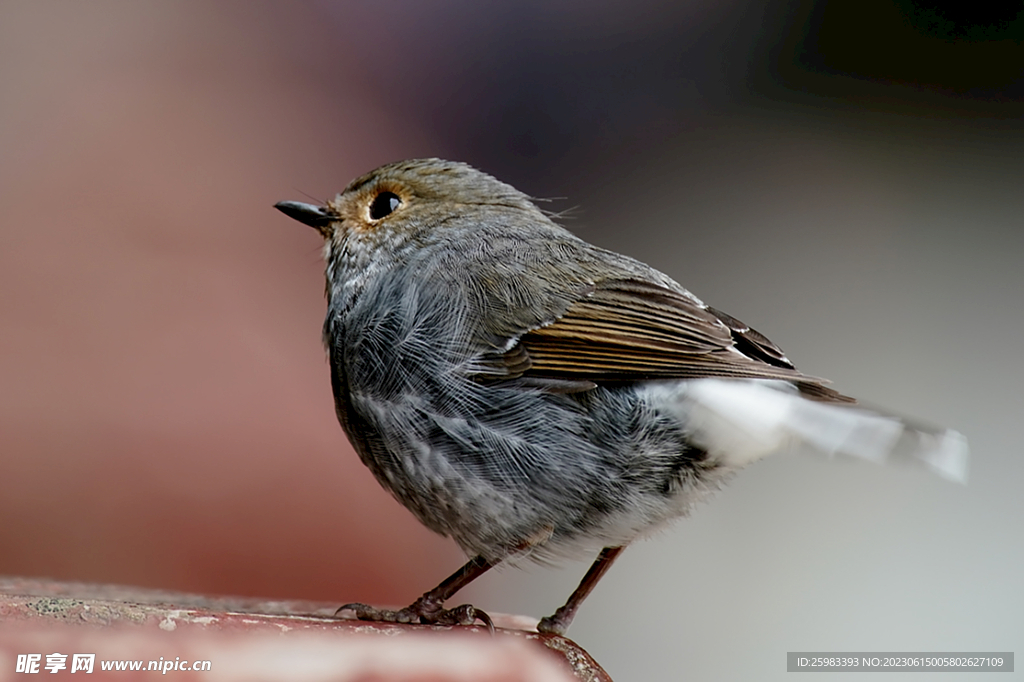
[{"x1": 275, "y1": 158, "x2": 967, "y2": 635}]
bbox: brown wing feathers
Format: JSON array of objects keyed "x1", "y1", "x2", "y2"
[
  {"x1": 704, "y1": 306, "x2": 795, "y2": 370},
  {"x1": 506, "y1": 279, "x2": 854, "y2": 403},
  {"x1": 532, "y1": 281, "x2": 730, "y2": 352}
]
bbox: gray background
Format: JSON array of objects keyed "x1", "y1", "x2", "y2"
[{"x1": 1, "y1": 2, "x2": 1020, "y2": 680}]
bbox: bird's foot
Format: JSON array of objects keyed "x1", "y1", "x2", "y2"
[
  {"x1": 336, "y1": 598, "x2": 494, "y2": 633},
  {"x1": 536, "y1": 607, "x2": 571, "y2": 636}
]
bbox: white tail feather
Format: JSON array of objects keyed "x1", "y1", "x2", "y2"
[{"x1": 648, "y1": 379, "x2": 969, "y2": 483}]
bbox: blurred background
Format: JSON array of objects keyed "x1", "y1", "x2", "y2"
[{"x1": 1, "y1": 1, "x2": 1021, "y2": 679}]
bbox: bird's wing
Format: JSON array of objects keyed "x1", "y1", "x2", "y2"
[{"x1": 474, "y1": 277, "x2": 853, "y2": 402}]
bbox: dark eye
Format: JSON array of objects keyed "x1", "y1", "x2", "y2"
[{"x1": 369, "y1": 191, "x2": 402, "y2": 220}]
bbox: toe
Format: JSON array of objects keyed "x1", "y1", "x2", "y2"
[{"x1": 536, "y1": 615, "x2": 566, "y2": 636}]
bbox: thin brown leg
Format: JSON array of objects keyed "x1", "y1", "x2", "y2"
[
  {"x1": 537, "y1": 546, "x2": 624, "y2": 636},
  {"x1": 337, "y1": 555, "x2": 496, "y2": 631}
]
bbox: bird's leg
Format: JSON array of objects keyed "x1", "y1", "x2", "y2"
[
  {"x1": 537, "y1": 546, "x2": 624, "y2": 636},
  {"x1": 337, "y1": 555, "x2": 496, "y2": 632}
]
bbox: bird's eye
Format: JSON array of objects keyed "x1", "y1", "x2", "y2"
[{"x1": 369, "y1": 191, "x2": 402, "y2": 220}]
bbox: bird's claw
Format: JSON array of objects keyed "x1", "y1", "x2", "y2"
[
  {"x1": 335, "y1": 601, "x2": 494, "y2": 634},
  {"x1": 335, "y1": 602, "x2": 417, "y2": 624},
  {"x1": 438, "y1": 603, "x2": 494, "y2": 633},
  {"x1": 536, "y1": 614, "x2": 566, "y2": 636},
  {"x1": 536, "y1": 605, "x2": 571, "y2": 636}
]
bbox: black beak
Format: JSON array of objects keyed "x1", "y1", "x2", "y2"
[{"x1": 274, "y1": 201, "x2": 336, "y2": 232}]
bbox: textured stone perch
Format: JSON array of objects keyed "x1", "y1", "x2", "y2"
[{"x1": 0, "y1": 577, "x2": 611, "y2": 681}]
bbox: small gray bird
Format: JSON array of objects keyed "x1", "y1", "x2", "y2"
[{"x1": 276, "y1": 158, "x2": 967, "y2": 635}]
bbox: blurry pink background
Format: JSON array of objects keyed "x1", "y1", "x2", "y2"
[
  {"x1": 2, "y1": 3, "x2": 1021, "y2": 681},
  {"x1": 0, "y1": 3, "x2": 456, "y2": 605}
]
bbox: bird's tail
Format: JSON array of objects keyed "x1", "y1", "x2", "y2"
[{"x1": 653, "y1": 379, "x2": 969, "y2": 483}]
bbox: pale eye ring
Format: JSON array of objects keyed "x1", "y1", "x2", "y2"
[{"x1": 369, "y1": 191, "x2": 402, "y2": 220}]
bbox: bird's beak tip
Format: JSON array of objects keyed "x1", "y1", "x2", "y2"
[{"x1": 275, "y1": 200, "x2": 335, "y2": 232}]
